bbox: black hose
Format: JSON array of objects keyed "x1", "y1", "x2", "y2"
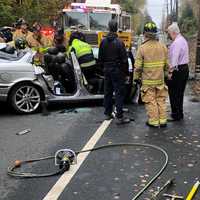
[{"x1": 7, "y1": 143, "x2": 169, "y2": 199}]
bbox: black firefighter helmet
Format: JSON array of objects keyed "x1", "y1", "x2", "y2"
[{"x1": 15, "y1": 38, "x2": 27, "y2": 49}]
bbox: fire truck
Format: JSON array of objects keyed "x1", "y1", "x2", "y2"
[{"x1": 61, "y1": 2, "x2": 132, "y2": 48}]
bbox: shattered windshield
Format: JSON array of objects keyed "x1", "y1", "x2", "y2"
[
  {"x1": 89, "y1": 13, "x2": 117, "y2": 31},
  {"x1": 64, "y1": 12, "x2": 88, "y2": 30}
]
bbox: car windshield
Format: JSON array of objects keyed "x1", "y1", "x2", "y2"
[
  {"x1": 64, "y1": 11, "x2": 88, "y2": 30},
  {"x1": 89, "y1": 13, "x2": 117, "y2": 31}
]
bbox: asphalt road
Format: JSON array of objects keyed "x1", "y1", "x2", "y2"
[{"x1": 1, "y1": 90, "x2": 200, "y2": 200}]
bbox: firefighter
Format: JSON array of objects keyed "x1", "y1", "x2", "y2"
[
  {"x1": 13, "y1": 19, "x2": 32, "y2": 41},
  {"x1": 26, "y1": 26, "x2": 52, "y2": 49},
  {"x1": 98, "y1": 20, "x2": 130, "y2": 124},
  {"x1": 68, "y1": 31, "x2": 96, "y2": 69},
  {"x1": 67, "y1": 31, "x2": 97, "y2": 88},
  {"x1": 14, "y1": 38, "x2": 27, "y2": 50},
  {"x1": 26, "y1": 26, "x2": 53, "y2": 64},
  {"x1": 133, "y1": 22, "x2": 169, "y2": 128},
  {"x1": 53, "y1": 28, "x2": 67, "y2": 52}
]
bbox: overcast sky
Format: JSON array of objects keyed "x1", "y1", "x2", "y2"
[{"x1": 147, "y1": 0, "x2": 165, "y2": 27}]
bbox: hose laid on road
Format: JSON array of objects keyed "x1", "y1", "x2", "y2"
[{"x1": 7, "y1": 143, "x2": 169, "y2": 200}]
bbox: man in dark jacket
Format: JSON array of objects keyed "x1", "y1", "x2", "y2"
[{"x1": 98, "y1": 20, "x2": 130, "y2": 124}]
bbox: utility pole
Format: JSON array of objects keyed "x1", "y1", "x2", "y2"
[
  {"x1": 166, "y1": 0, "x2": 169, "y2": 21},
  {"x1": 175, "y1": 0, "x2": 178, "y2": 22},
  {"x1": 195, "y1": 3, "x2": 200, "y2": 79},
  {"x1": 170, "y1": 0, "x2": 173, "y2": 23}
]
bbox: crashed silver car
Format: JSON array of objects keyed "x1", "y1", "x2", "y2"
[{"x1": 0, "y1": 45, "x2": 135, "y2": 114}]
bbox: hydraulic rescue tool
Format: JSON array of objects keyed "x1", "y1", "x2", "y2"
[
  {"x1": 7, "y1": 143, "x2": 169, "y2": 200},
  {"x1": 55, "y1": 149, "x2": 77, "y2": 170},
  {"x1": 151, "y1": 178, "x2": 175, "y2": 199},
  {"x1": 163, "y1": 193, "x2": 184, "y2": 200},
  {"x1": 186, "y1": 181, "x2": 200, "y2": 200}
]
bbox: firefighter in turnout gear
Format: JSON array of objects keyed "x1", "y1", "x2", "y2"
[
  {"x1": 13, "y1": 19, "x2": 32, "y2": 41},
  {"x1": 134, "y1": 22, "x2": 169, "y2": 128},
  {"x1": 26, "y1": 26, "x2": 52, "y2": 64}
]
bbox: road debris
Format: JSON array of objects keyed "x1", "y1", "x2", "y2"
[
  {"x1": 163, "y1": 193, "x2": 184, "y2": 200},
  {"x1": 59, "y1": 108, "x2": 92, "y2": 114},
  {"x1": 16, "y1": 129, "x2": 31, "y2": 136},
  {"x1": 151, "y1": 179, "x2": 175, "y2": 199}
]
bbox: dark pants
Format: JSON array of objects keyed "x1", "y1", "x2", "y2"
[
  {"x1": 104, "y1": 67, "x2": 125, "y2": 118},
  {"x1": 82, "y1": 66, "x2": 103, "y2": 93},
  {"x1": 167, "y1": 64, "x2": 189, "y2": 120},
  {"x1": 81, "y1": 66, "x2": 95, "y2": 80}
]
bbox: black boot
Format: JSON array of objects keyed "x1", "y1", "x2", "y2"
[
  {"x1": 105, "y1": 114, "x2": 114, "y2": 120},
  {"x1": 116, "y1": 117, "x2": 130, "y2": 125},
  {"x1": 146, "y1": 121, "x2": 159, "y2": 128}
]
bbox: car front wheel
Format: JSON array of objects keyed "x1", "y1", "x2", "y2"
[{"x1": 9, "y1": 83, "x2": 41, "y2": 114}]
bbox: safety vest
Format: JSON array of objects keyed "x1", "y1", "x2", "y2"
[
  {"x1": 134, "y1": 39, "x2": 169, "y2": 86},
  {"x1": 68, "y1": 39, "x2": 96, "y2": 68}
]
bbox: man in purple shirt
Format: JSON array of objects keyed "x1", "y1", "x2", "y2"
[{"x1": 167, "y1": 23, "x2": 189, "y2": 121}]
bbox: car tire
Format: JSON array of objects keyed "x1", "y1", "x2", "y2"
[{"x1": 9, "y1": 83, "x2": 41, "y2": 114}]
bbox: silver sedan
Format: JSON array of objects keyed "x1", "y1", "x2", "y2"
[{"x1": 0, "y1": 46, "x2": 135, "y2": 114}]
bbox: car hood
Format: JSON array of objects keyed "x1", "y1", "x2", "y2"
[
  {"x1": 0, "y1": 62, "x2": 35, "y2": 72},
  {"x1": 0, "y1": 48, "x2": 35, "y2": 63}
]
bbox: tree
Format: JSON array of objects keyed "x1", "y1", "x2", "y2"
[
  {"x1": 11, "y1": 0, "x2": 66, "y2": 25},
  {"x1": 179, "y1": 2, "x2": 197, "y2": 36},
  {"x1": 0, "y1": 0, "x2": 16, "y2": 26},
  {"x1": 0, "y1": 0, "x2": 147, "y2": 33},
  {"x1": 116, "y1": 0, "x2": 147, "y2": 34}
]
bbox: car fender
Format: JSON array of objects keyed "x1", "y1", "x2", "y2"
[{"x1": 6, "y1": 78, "x2": 47, "y2": 102}]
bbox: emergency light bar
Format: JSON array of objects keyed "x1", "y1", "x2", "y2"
[
  {"x1": 63, "y1": 2, "x2": 122, "y2": 15},
  {"x1": 71, "y1": 3, "x2": 87, "y2": 9},
  {"x1": 86, "y1": 0, "x2": 111, "y2": 7}
]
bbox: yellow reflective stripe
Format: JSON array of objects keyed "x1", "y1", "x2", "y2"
[
  {"x1": 41, "y1": 47, "x2": 49, "y2": 53},
  {"x1": 144, "y1": 65, "x2": 163, "y2": 69},
  {"x1": 148, "y1": 119, "x2": 159, "y2": 126},
  {"x1": 31, "y1": 47, "x2": 49, "y2": 53},
  {"x1": 38, "y1": 47, "x2": 49, "y2": 53},
  {"x1": 143, "y1": 61, "x2": 165, "y2": 68},
  {"x1": 32, "y1": 47, "x2": 38, "y2": 51},
  {"x1": 80, "y1": 60, "x2": 96, "y2": 68},
  {"x1": 77, "y1": 50, "x2": 92, "y2": 58},
  {"x1": 142, "y1": 79, "x2": 164, "y2": 85},
  {"x1": 144, "y1": 61, "x2": 165, "y2": 65},
  {"x1": 160, "y1": 118, "x2": 167, "y2": 124},
  {"x1": 135, "y1": 59, "x2": 143, "y2": 67}
]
